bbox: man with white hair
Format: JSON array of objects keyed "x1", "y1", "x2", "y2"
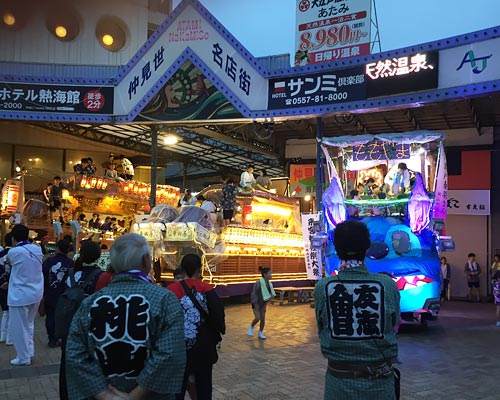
[{"x1": 65, "y1": 233, "x2": 186, "y2": 400}]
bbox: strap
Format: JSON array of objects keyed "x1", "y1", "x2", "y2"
[
  {"x1": 70, "y1": 268, "x2": 100, "y2": 289},
  {"x1": 180, "y1": 280, "x2": 211, "y2": 322},
  {"x1": 69, "y1": 269, "x2": 77, "y2": 287},
  {"x1": 81, "y1": 269, "x2": 101, "y2": 289}
]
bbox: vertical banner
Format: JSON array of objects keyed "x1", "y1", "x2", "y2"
[
  {"x1": 433, "y1": 142, "x2": 448, "y2": 221},
  {"x1": 295, "y1": 0, "x2": 372, "y2": 66},
  {"x1": 301, "y1": 213, "x2": 323, "y2": 280}
]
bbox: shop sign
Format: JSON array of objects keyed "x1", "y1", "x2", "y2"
[
  {"x1": 439, "y1": 37, "x2": 500, "y2": 89},
  {"x1": 115, "y1": 3, "x2": 267, "y2": 115},
  {"x1": 294, "y1": 0, "x2": 371, "y2": 65},
  {"x1": 301, "y1": 213, "x2": 322, "y2": 280},
  {"x1": 447, "y1": 190, "x2": 490, "y2": 216},
  {"x1": 268, "y1": 66, "x2": 365, "y2": 109},
  {"x1": 366, "y1": 52, "x2": 439, "y2": 98},
  {"x1": 0, "y1": 82, "x2": 114, "y2": 114},
  {"x1": 290, "y1": 164, "x2": 316, "y2": 197}
]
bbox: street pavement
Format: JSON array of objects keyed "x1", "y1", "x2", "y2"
[{"x1": 0, "y1": 300, "x2": 499, "y2": 399}]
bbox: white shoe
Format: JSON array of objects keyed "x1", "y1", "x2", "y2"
[
  {"x1": 6, "y1": 341, "x2": 13, "y2": 346},
  {"x1": 10, "y1": 358, "x2": 31, "y2": 366},
  {"x1": 258, "y1": 331, "x2": 267, "y2": 340},
  {"x1": 247, "y1": 326, "x2": 254, "y2": 336}
]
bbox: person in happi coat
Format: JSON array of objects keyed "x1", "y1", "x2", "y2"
[
  {"x1": 314, "y1": 220, "x2": 400, "y2": 400},
  {"x1": 65, "y1": 233, "x2": 186, "y2": 400}
]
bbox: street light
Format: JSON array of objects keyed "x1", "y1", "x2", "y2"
[{"x1": 163, "y1": 135, "x2": 179, "y2": 145}]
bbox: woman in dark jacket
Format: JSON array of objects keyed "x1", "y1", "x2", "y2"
[{"x1": 59, "y1": 240, "x2": 102, "y2": 400}]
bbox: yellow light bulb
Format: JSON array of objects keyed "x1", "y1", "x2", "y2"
[
  {"x1": 55, "y1": 26, "x2": 67, "y2": 38},
  {"x1": 102, "y1": 34, "x2": 114, "y2": 46},
  {"x1": 3, "y1": 13, "x2": 15, "y2": 26}
]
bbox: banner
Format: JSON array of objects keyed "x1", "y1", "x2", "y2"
[
  {"x1": 268, "y1": 66, "x2": 365, "y2": 109},
  {"x1": 301, "y1": 213, "x2": 322, "y2": 280},
  {"x1": 447, "y1": 190, "x2": 490, "y2": 216},
  {"x1": 295, "y1": 0, "x2": 371, "y2": 65},
  {"x1": 433, "y1": 142, "x2": 448, "y2": 220},
  {"x1": 352, "y1": 141, "x2": 410, "y2": 161},
  {"x1": 0, "y1": 82, "x2": 114, "y2": 114}
]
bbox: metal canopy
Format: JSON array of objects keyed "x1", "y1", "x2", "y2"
[
  {"x1": 38, "y1": 121, "x2": 284, "y2": 178},
  {"x1": 34, "y1": 92, "x2": 500, "y2": 182}
]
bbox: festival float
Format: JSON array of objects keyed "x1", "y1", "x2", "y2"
[
  {"x1": 133, "y1": 186, "x2": 309, "y2": 296},
  {"x1": 319, "y1": 130, "x2": 448, "y2": 324},
  {"x1": 20, "y1": 175, "x2": 180, "y2": 249}
]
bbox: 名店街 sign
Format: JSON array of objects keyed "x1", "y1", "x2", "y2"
[
  {"x1": 115, "y1": 4, "x2": 268, "y2": 115},
  {"x1": 294, "y1": 0, "x2": 372, "y2": 65},
  {"x1": 0, "y1": 82, "x2": 114, "y2": 114},
  {"x1": 366, "y1": 52, "x2": 438, "y2": 98},
  {"x1": 268, "y1": 66, "x2": 365, "y2": 109}
]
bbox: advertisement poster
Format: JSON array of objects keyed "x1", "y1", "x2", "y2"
[
  {"x1": 290, "y1": 164, "x2": 316, "y2": 197},
  {"x1": 0, "y1": 82, "x2": 114, "y2": 114},
  {"x1": 301, "y1": 213, "x2": 322, "y2": 280},
  {"x1": 295, "y1": 0, "x2": 371, "y2": 65}
]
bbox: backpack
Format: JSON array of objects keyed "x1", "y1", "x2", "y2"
[{"x1": 54, "y1": 268, "x2": 101, "y2": 340}]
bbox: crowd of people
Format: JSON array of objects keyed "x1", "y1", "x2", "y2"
[
  {"x1": 0, "y1": 227, "x2": 227, "y2": 399},
  {"x1": 1, "y1": 220, "x2": 500, "y2": 399}
]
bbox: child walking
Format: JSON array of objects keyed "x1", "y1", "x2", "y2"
[
  {"x1": 248, "y1": 267, "x2": 275, "y2": 340},
  {"x1": 493, "y1": 271, "x2": 500, "y2": 327}
]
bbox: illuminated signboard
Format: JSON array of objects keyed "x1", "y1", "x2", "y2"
[
  {"x1": 268, "y1": 66, "x2": 365, "y2": 109},
  {"x1": 0, "y1": 82, "x2": 114, "y2": 114},
  {"x1": 366, "y1": 52, "x2": 438, "y2": 98}
]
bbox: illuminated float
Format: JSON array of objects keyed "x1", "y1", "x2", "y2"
[
  {"x1": 134, "y1": 186, "x2": 307, "y2": 296},
  {"x1": 19, "y1": 175, "x2": 180, "y2": 248},
  {"x1": 320, "y1": 130, "x2": 448, "y2": 324}
]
